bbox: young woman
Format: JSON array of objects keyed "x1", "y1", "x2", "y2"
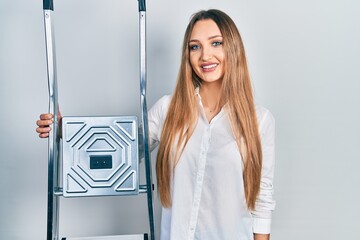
[{"x1": 37, "y1": 9, "x2": 275, "y2": 240}]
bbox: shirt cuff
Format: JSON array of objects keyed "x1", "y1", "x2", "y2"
[{"x1": 253, "y1": 217, "x2": 272, "y2": 234}]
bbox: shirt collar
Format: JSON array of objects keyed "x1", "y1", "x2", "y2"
[
  {"x1": 195, "y1": 87, "x2": 202, "y2": 103},
  {"x1": 195, "y1": 87, "x2": 226, "y2": 124}
]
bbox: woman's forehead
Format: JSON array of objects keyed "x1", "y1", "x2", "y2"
[{"x1": 189, "y1": 19, "x2": 222, "y2": 41}]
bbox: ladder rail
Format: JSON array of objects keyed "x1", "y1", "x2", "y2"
[{"x1": 43, "y1": 7, "x2": 60, "y2": 240}]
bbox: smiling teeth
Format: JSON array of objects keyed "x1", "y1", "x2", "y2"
[{"x1": 202, "y1": 64, "x2": 217, "y2": 69}]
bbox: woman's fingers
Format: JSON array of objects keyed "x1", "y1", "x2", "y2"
[
  {"x1": 36, "y1": 125, "x2": 52, "y2": 138},
  {"x1": 36, "y1": 126, "x2": 52, "y2": 138},
  {"x1": 38, "y1": 132, "x2": 50, "y2": 138},
  {"x1": 37, "y1": 114, "x2": 53, "y2": 127},
  {"x1": 40, "y1": 113, "x2": 53, "y2": 120},
  {"x1": 36, "y1": 126, "x2": 52, "y2": 133},
  {"x1": 36, "y1": 113, "x2": 54, "y2": 138},
  {"x1": 36, "y1": 118, "x2": 52, "y2": 126}
]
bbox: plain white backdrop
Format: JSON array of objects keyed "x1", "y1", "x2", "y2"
[{"x1": 1, "y1": 0, "x2": 359, "y2": 239}]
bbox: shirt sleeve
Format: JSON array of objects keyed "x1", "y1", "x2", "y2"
[
  {"x1": 251, "y1": 107, "x2": 276, "y2": 234},
  {"x1": 147, "y1": 95, "x2": 171, "y2": 151}
]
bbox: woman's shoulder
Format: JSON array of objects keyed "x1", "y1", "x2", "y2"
[
  {"x1": 155, "y1": 95, "x2": 172, "y2": 105},
  {"x1": 148, "y1": 95, "x2": 172, "y2": 120},
  {"x1": 151, "y1": 95, "x2": 172, "y2": 110},
  {"x1": 255, "y1": 104, "x2": 275, "y2": 132}
]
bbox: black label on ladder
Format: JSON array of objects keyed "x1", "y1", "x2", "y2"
[{"x1": 90, "y1": 155, "x2": 113, "y2": 169}]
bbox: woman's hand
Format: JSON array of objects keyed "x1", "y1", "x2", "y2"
[
  {"x1": 36, "y1": 110, "x2": 62, "y2": 138},
  {"x1": 36, "y1": 113, "x2": 54, "y2": 138},
  {"x1": 254, "y1": 234, "x2": 270, "y2": 240}
]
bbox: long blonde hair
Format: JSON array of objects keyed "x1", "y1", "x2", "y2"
[{"x1": 156, "y1": 9, "x2": 262, "y2": 210}]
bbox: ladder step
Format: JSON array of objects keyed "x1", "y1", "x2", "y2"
[{"x1": 63, "y1": 234, "x2": 147, "y2": 240}]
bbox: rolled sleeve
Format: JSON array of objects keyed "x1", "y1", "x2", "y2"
[{"x1": 251, "y1": 107, "x2": 276, "y2": 234}]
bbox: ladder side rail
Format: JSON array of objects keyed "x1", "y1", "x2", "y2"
[
  {"x1": 43, "y1": 0, "x2": 60, "y2": 239},
  {"x1": 138, "y1": 1, "x2": 155, "y2": 240}
]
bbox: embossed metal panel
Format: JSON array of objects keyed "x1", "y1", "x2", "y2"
[{"x1": 62, "y1": 116, "x2": 139, "y2": 197}]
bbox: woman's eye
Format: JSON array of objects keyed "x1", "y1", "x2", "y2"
[
  {"x1": 189, "y1": 44, "x2": 200, "y2": 51},
  {"x1": 212, "y1": 41, "x2": 223, "y2": 47}
]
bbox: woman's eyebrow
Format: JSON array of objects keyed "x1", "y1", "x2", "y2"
[
  {"x1": 208, "y1": 35, "x2": 222, "y2": 40},
  {"x1": 189, "y1": 35, "x2": 223, "y2": 43},
  {"x1": 189, "y1": 39, "x2": 199, "y2": 43}
]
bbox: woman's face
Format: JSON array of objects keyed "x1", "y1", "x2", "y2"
[{"x1": 189, "y1": 19, "x2": 225, "y2": 84}]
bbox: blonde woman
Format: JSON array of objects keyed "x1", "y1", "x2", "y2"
[{"x1": 37, "y1": 9, "x2": 275, "y2": 240}]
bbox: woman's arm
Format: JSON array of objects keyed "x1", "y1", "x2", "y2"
[
  {"x1": 254, "y1": 233, "x2": 270, "y2": 240},
  {"x1": 251, "y1": 107, "x2": 276, "y2": 235}
]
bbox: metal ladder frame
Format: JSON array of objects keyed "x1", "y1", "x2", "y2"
[{"x1": 43, "y1": 0, "x2": 155, "y2": 239}]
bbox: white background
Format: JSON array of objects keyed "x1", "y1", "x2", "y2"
[{"x1": 1, "y1": 0, "x2": 359, "y2": 239}]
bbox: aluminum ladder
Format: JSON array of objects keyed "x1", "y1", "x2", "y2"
[{"x1": 43, "y1": 0, "x2": 155, "y2": 239}]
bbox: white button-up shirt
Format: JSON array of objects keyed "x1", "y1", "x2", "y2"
[{"x1": 148, "y1": 92, "x2": 275, "y2": 240}]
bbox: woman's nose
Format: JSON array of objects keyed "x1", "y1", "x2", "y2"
[{"x1": 201, "y1": 46, "x2": 213, "y2": 61}]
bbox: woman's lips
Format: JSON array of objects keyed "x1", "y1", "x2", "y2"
[{"x1": 201, "y1": 63, "x2": 218, "y2": 72}]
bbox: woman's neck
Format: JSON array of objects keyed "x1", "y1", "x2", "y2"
[{"x1": 199, "y1": 81, "x2": 223, "y2": 122}]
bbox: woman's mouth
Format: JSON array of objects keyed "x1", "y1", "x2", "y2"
[{"x1": 201, "y1": 63, "x2": 218, "y2": 72}]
